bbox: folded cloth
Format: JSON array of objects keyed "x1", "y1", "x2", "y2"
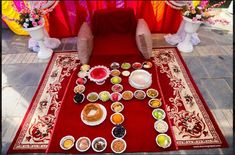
[{"x1": 164, "y1": 19, "x2": 200, "y2": 46}]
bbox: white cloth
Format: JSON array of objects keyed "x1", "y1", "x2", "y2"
[
  {"x1": 164, "y1": 19, "x2": 200, "y2": 46},
  {"x1": 28, "y1": 28, "x2": 61, "y2": 52}
]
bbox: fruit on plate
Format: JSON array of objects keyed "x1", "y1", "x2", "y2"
[
  {"x1": 122, "y1": 91, "x2": 133, "y2": 100},
  {"x1": 147, "y1": 88, "x2": 159, "y2": 98},
  {"x1": 111, "y1": 102, "x2": 124, "y2": 113},
  {"x1": 142, "y1": 61, "x2": 153, "y2": 69},
  {"x1": 121, "y1": 62, "x2": 131, "y2": 70},
  {"x1": 149, "y1": 99, "x2": 162, "y2": 108},
  {"x1": 134, "y1": 90, "x2": 146, "y2": 100},
  {"x1": 82, "y1": 103, "x2": 103, "y2": 122},
  {"x1": 74, "y1": 93, "x2": 85, "y2": 103},
  {"x1": 132, "y1": 62, "x2": 142, "y2": 69},
  {"x1": 154, "y1": 120, "x2": 168, "y2": 133},
  {"x1": 111, "y1": 113, "x2": 124, "y2": 125},
  {"x1": 112, "y1": 125, "x2": 126, "y2": 138},
  {"x1": 78, "y1": 71, "x2": 87, "y2": 78},
  {"x1": 111, "y1": 76, "x2": 121, "y2": 84},
  {"x1": 111, "y1": 92, "x2": 122, "y2": 102},
  {"x1": 76, "y1": 137, "x2": 91, "y2": 152},
  {"x1": 152, "y1": 109, "x2": 166, "y2": 120},
  {"x1": 76, "y1": 78, "x2": 87, "y2": 85},
  {"x1": 92, "y1": 137, "x2": 107, "y2": 152},
  {"x1": 87, "y1": 92, "x2": 99, "y2": 102},
  {"x1": 80, "y1": 64, "x2": 90, "y2": 72},
  {"x1": 60, "y1": 136, "x2": 75, "y2": 150},
  {"x1": 111, "y1": 138, "x2": 126, "y2": 153},
  {"x1": 99, "y1": 91, "x2": 110, "y2": 102},
  {"x1": 111, "y1": 84, "x2": 123, "y2": 92},
  {"x1": 156, "y1": 134, "x2": 171, "y2": 148},
  {"x1": 111, "y1": 69, "x2": 121, "y2": 76},
  {"x1": 74, "y1": 85, "x2": 85, "y2": 93}
]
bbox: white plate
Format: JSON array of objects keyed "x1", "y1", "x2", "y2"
[
  {"x1": 129, "y1": 69, "x2": 152, "y2": 89},
  {"x1": 60, "y1": 135, "x2": 75, "y2": 150},
  {"x1": 75, "y1": 137, "x2": 91, "y2": 152},
  {"x1": 81, "y1": 104, "x2": 107, "y2": 126},
  {"x1": 111, "y1": 138, "x2": 127, "y2": 153},
  {"x1": 92, "y1": 137, "x2": 107, "y2": 152}
]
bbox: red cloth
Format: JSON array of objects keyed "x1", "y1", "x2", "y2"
[
  {"x1": 47, "y1": 1, "x2": 182, "y2": 38},
  {"x1": 46, "y1": 55, "x2": 177, "y2": 153},
  {"x1": 92, "y1": 8, "x2": 137, "y2": 36}
]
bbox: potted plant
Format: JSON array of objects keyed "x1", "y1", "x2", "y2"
[
  {"x1": 177, "y1": 0, "x2": 228, "y2": 53},
  {"x1": 2, "y1": 1, "x2": 59, "y2": 59}
]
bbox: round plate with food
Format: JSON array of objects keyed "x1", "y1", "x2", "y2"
[
  {"x1": 87, "y1": 92, "x2": 99, "y2": 102},
  {"x1": 111, "y1": 102, "x2": 124, "y2": 113},
  {"x1": 156, "y1": 134, "x2": 172, "y2": 148},
  {"x1": 60, "y1": 135, "x2": 75, "y2": 150},
  {"x1": 122, "y1": 90, "x2": 133, "y2": 100},
  {"x1": 81, "y1": 103, "x2": 107, "y2": 126},
  {"x1": 111, "y1": 138, "x2": 127, "y2": 154},
  {"x1": 75, "y1": 137, "x2": 91, "y2": 152},
  {"x1": 121, "y1": 62, "x2": 131, "y2": 70},
  {"x1": 146, "y1": 88, "x2": 159, "y2": 98},
  {"x1": 142, "y1": 61, "x2": 153, "y2": 69},
  {"x1": 92, "y1": 137, "x2": 107, "y2": 152}
]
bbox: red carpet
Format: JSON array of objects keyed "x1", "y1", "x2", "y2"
[{"x1": 8, "y1": 48, "x2": 228, "y2": 154}]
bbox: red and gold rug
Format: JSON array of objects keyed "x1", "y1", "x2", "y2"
[{"x1": 8, "y1": 48, "x2": 228, "y2": 154}]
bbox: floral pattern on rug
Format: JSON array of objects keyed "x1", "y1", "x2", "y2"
[
  {"x1": 153, "y1": 48, "x2": 222, "y2": 147},
  {"x1": 13, "y1": 52, "x2": 80, "y2": 150}
]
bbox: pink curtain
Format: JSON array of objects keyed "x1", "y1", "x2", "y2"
[{"x1": 46, "y1": 0, "x2": 182, "y2": 38}]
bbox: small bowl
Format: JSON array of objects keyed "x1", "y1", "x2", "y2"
[
  {"x1": 99, "y1": 91, "x2": 110, "y2": 102},
  {"x1": 110, "y1": 113, "x2": 124, "y2": 125},
  {"x1": 111, "y1": 125, "x2": 126, "y2": 139},
  {"x1": 134, "y1": 90, "x2": 146, "y2": 100},
  {"x1": 111, "y1": 102, "x2": 124, "y2": 113},
  {"x1": 111, "y1": 138, "x2": 127, "y2": 154},
  {"x1": 154, "y1": 120, "x2": 169, "y2": 133},
  {"x1": 110, "y1": 76, "x2": 122, "y2": 84},
  {"x1": 111, "y1": 69, "x2": 121, "y2": 76},
  {"x1": 132, "y1": 62, "x2": 142, "y2": 69},
  {"x1": 60, "y1": 135, "x2": 75, "y2": 150},
  {"x1": 92, "y1": 137, "x2": 107, "y2": 152},
  {"x1": 76, "y1": 78, "x2": 87, "y2": 85},
  {"x1": 111, "y1": 84, "x2": 123, "y2": 93},
  {"x1": 80, "y1": 64, "x2": 90, "y2": 72},
  {"x1": 148, "y1": 99, "x2": 162, "y2": 108},
  {"x1": 122, "y1": 91, "x2": 133, "y2": 100},
  {"x1": 74, "y1": 84, "x2": 85, "y2": 94},
  {"x1": 110, "y1": 92, "x2": 122, "y2": 102},
  {"x1": 156, "y1": 134, "x2": 172, "y2": 148},
  {"x1": 121, "y1": 62, "x2": 131, "y2": 70},
  {"x1": 152, "y1": 108, "x2": 166, "y2": 120},
  {"x1": 146, "y1": 88, "x2": 159, "y2": 98},
  {"x1": 87, "y1": 92, "x2": 99, "y2": 102},
  {"x1": 142, "y1": 61, "x2": 153, "y2": 69},
  {"x1": 122, "y1": 71, "x2": 130, "y2": 76},
  {"x1": 110, "y1": 62, "x2": 120, "y2": 69},
  {"x1": 74, "y1": 93, "x2": 85, "y2": 103},
  {"x1": 78, "y1": 71, "x2": 87, "y2": 78},
  {"x1": 75, "y1": 137, "x2": 91, "y2": 152}
]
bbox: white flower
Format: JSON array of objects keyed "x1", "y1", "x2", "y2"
[
  {"x1": 184, "y1": 11, "x2": 190, "y2": 16},
  {"x1": 196, "y1": 15, "x2": 202, "y2": 19},
  {"x1": 25, "y1": 18, "x2": 29, "y2": 22},
  {"x1": 23, "y1": 23, "x2": 29, "y2": 28},
  {"x1": 29, "y1": 18, "x2": 34, "y2": 21}
]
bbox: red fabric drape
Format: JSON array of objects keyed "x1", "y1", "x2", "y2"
[{"x1": 47, "y1": 1, "x2": 182, "y2": 38}]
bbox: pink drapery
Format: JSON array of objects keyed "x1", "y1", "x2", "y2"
[{"x1": 46, "y1": 0, "x2": 182, "y2": 38}]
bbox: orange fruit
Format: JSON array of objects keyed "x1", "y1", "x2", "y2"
[{"x1": 112, "y1": 114, "x2": 123, "y2": 124}]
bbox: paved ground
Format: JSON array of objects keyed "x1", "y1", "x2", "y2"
[{"x1": 1, "y1": 13, "x2": 233, "y2": 155}]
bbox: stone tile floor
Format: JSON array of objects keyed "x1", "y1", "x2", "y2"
[{"x1": 1, "y1": 18, "x2": 233, "y2": 155}]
